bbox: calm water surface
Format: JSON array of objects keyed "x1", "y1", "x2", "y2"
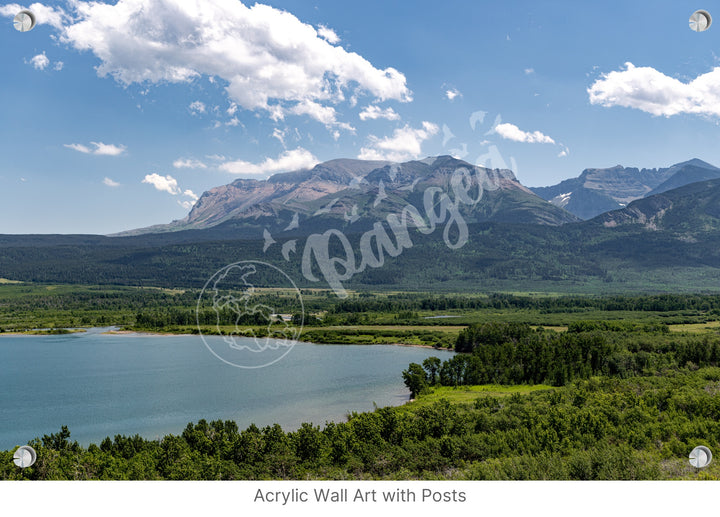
[{"x1": 0, "y1": 329, "x2": 450, "y2": 449}]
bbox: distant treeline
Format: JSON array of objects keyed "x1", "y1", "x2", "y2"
[
  {"x1": 6, "y1": 285, "x2": 720, "y2": 333},
  {"x1": 331, "y1": 293, "x2": 720, "y2": 314}
]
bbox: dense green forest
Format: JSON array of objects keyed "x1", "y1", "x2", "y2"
[
  {"x1": 403, "y1": 321, "x2": 720, "y2": 395},
  {"x1": 2, "y1": 220, "x2": 720, "y2": 293}
]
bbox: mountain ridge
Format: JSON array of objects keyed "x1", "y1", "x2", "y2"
[
  {"x1": 115, "y1": 155, "x2": 578, "y2": 237},
  {"x1": 593, "y1": 177, "x2": 720, "y2": 237},
  {"x1": 530, "y1": 158, "x2": 720, "y2": 220}
]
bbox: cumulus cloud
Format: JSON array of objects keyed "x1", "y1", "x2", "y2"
[
  {"x1": 588, "y1": 62, "x2": 720, "y2": 117},
  {"x1": 41, "y1": 0, "x2": 410, "y2": 127},
  {"x1": 103, "y1": 177, "x2": 120, "y2": 187},
  {"x1": 27, "y1": 52, "x2": 63, "y2": 72},
  {"x1": 359, "y1": 105, "x2": 401, "y2": 121},
  {"x1": 64, "y1": 141, "x2": 126, "y2": 155},
  {"x1": 494, "y1": 123, "x2": 555, "y2": 144},
  {"x1": 142, "y1": 173, "x2": 181, "y2": 195},
  {"x1": 142, "y1": 173, "x2": 199, "y2": 209},
  {"x1": 358, "y1": 121, "x2": 439, "y2": 162},
  {"x1": 93, "y1": 142, "x2": 127, "y2": 155},
  {"x1": 219, "y1": 148, "x2": 318, "y2": 176},
  {"x1": 30, "y1": 53, "x2": 50, "y2": 70},
  {"x1": 173, "y1": 158, "x2": 207, "y2": 169},
  {"x1": 558, "y1": 146, "x2": 569, "y2": 158},
  {"x1": 445, "y1": 88, "x2": 462, "y2": 101},
  {"x1": 317, "y1": 24, "x2": 340, "y2": 44},
  {"x1": 287, "y1": 100, "x2": 354, "y2": 131},
  {"x1": 188, "y1": 100, "x2": 206, "y2": 115}
]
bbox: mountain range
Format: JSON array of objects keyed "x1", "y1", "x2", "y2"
[
  {"x1": 530, "y1": 158, "x2": 720, "y2": 220},
  {"x1": 118, "y1": 155, "x2": 578, "y2": 239},
  {"x1": 3, "y1": 156, "x2": 720, "y2": 294},
  {"x1": 120, "y1": 156, "x2": 720, "y2": 239}
]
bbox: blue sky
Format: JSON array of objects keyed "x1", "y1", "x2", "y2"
[{"x1": 1, "y1": 0, "x2": 720, "y2": 234}]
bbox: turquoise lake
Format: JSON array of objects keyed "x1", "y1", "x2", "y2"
[{"x1": 0, "y1": 328, "x2": 449, "y2": 449}]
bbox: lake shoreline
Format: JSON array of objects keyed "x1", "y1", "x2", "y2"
[
  {"x1": 1, "y1": 327, "x2": 455, "y2": 350},
  {"x1": 0, "y1": 331, "x2": 442, "y2": 449},
  {"x1": 103, "y1": 329, "x2": 454, "y2": 350}
]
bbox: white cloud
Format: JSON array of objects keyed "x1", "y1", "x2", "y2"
[
  {"x1": 173, "y1": 158, "x2": 207, "y2": 169},
  {"x1": 495, "y1": 123, "x2": 555, "y2": 144},
  {"x1": 558, "y1": 146, "x2": 569, "y2": 158},
  {"x1": 64, "y1": 143, "x2": 91, "y2": 154},
  {"x1": 142, "y1": 173, "x2": 198, "y2": 208},
  {"x1": 588, "y1": 62, "x2": 720, "y2": 117},
  {"x1": 30, "y1": 52, "x2": 50, "y2": 70},
  {"x1": 272, "y1": 128, "x2": 286, "y2": 146},
  {"x1": 317, "y1": 24, "x2": 340, "y2": 44},
  {"x1": 219, "y1": 148, "x2": 318, "y2": 176},
  {"x1": 51, "y1": 0, "x2": 410, "y2": 127},
  {"x1": 285, "y1": 100, "x2": 354, "y2": 131},
  {"x1": 524, "y1": 68, "x2": 534, "y2": 75},
  {"x1": 65, "y1": 141, "x2": 126, "y2": 155},
  {"x1": 358, "y1": 121, "x2": 439, "y2": 162},
  {"x1": 188, "y1": 100, "x2": 206, "y2": 115},
  {"x1": 27, "y1": 52, "x2": 63, "y2": 72},
  {"x1": 227, "y1": 102, "x2": 238, "y2": 116},
  {"x1": 445, "y1": 88, "x2": 462, "y2": 101},
  {"x1": 92, "y1": 142, "x2": 126, "y2": 156},
  {"x1": 103, "y1": 177, "x2": 121, "y2": 187},
  {"x1": 359, "y1": 105, "x2": 400, "y2": 121},
  {"x1": 142, "y1": 173, "x2": 181, "y2": 195}
]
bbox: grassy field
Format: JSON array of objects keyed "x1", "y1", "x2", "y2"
[
  {"x1": 403, "y1": 384, "x2": 555, "y2": 408},
  {"x1": 668, "y1": 321, "x2": 720, "y2": 333},
  {"x1": 325, "y1": 324, "x2": 466, "y2": 332}
]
